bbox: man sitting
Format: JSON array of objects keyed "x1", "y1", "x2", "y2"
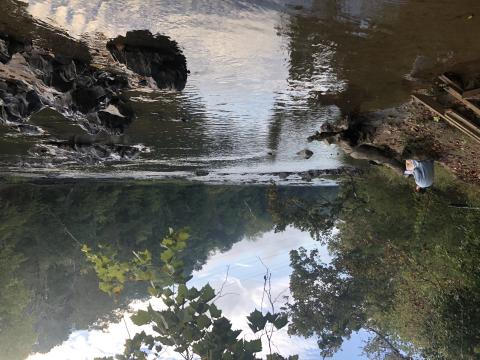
[{"x1": 404, "y1": 159, "x2": 434, "y2": 192}]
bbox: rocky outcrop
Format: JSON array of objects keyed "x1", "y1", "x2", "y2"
[
  {"x1": 107, "y1": 30, "x2": 188, "y2": 91},
  {"x1": 0, "y1": 0, "x2": 188, "y2": 138}
]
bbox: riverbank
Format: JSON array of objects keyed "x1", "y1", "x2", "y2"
[{"x1": 310, "y1": 92, "x2": 480, "y2": 187}]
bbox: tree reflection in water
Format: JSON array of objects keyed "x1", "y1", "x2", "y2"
[{"x1": 284, "y1": 167, "x2": 480, "y2": 359}]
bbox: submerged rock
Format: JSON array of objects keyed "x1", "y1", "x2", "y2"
[
  {"x1": 32, "y1": 136, "x2": 144, "y2": 164},
  {"x1": 297, "y1": 149, "x2": 314, "y2": 159}
]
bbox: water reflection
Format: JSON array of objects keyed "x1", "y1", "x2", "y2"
[
  {"x1": 2, "y1": 165, "x2": 479, "y2": 359},
  {"x1": 288, "y1": 166, "x2": 480, "y2": 359},
  {"x1": 6, "y1": 0, "x2": 474, "y2": 179},
  {"x1": 0, "y1": 180, "x2": 338, "y2": 359},
  {"x1": 21, "y1": 0, "x2": 344, "y2": 177}
]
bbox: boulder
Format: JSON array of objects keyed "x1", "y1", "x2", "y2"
[{"x1": 107, "y1": 30, "x2": 188, "y2": 90}]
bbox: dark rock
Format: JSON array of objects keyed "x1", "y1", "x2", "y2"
[
  {"x1": 0, "y1": 38, "x2": 10, "y2": 63},
  {"x1": 25, "y1": 90, "x2": 42, "y2": 113},
  {"x1": 71, "y1": 85, "x2": 107, "y2": 113},
  {"x1": 297, "y1": 149, "x2": 314, "y2": 159},
  {"x1": 0, "y1": 79, "x2": 35, "y2": 122},
  {"x1": 36, "y1": 137, "x2": 142, "y2": 163},
  {"x1": 51, "y1": 57, "x2": 77, "y2": 92},
  {"x1": 0, "y1": 5, "x2": 188, "y2": 166},
  {"x1": 95, "y1": 99, "x2": 135, "y2": 135},
  {"x1": 107, "y1": 30, "x2": 188, "y2": 90}
]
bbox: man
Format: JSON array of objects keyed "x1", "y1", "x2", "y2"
[{"x1": 404, "y1": 159, "x2": 434, "y2": 192}]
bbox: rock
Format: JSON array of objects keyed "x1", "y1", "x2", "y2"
[
  {"x1": 34, "y1": 137, "x2": 142, "y2": 163},
  {"x1": 297, "y1": 149, "x2": 314, "y2": 159},
  {"x1": 320, "y1": 116, "x2": 349, "y2": 133},
  {"x1": 0, "y1": 79, "x2": 42, "y2": 123},
  {"x1": 106, "y1": 30, "x2": 188, "y2": 91},
  {"x1": 71, "y1": 85, "x2": 107, "y2": 113},
  {"x1": 0, "y1": 5, "x2": 188, "y2": 140},
  {"x1": 0, "y1": 38, "x2": 10, "y2": 63},
  {"x1": 95, "y1": 99, "x2": 135, "y2": 135}
]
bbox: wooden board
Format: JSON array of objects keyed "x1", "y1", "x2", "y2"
[
  {"x1": 462, "y1": 88, "x2": 480, "y2": 99},
  {"x1": 444, "y1": 86, "x2": 480, "y2": 117},
  {"x1": 438, "y1": 74, "x2": 463, "y2": 93},
  {"x1": 446, "y1": 111, "x2": 480, "y2": 143},
  {"x1": 412, "y1": 94, "x2": 447, "y2": 118},
  {"x1": 413, "y1": 93, "x2": 480, "y2": 144}
]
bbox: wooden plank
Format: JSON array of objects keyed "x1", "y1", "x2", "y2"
[
  {"x1": 412, "y1": 93, "x2": 480, "y2": 144},
  {"x1": 444, "y1": 114, "x2": 480, "y2": 144},
  {"x1": 439, "y1": 74, "x2": 463, "y2": 93},
  {"x1": 412, "y1": 94, "x2": 447, "y2": 119},
  {"x1": 444, "y1": 85, "x2": 480, "y2": 117},
  {"x1": 462, "y1": 88, "x2": 480, "y2": 99},
  {"x1": 445, "y1": 109, "x2": 480, "y2": 137},
  {"x1": 444, "y1": 113, "x2": 480, "y2": 141}
]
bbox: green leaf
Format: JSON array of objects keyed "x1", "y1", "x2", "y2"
[
  {"x1": 176, "y1": 284, "x2": 188, "y2": 304},
  {"x1": 178, "y1": 230, "x2": 190, "y2": 242},
  {"x1": 160, "y1": 249, "x2": 174, "y2": 263},
  {"x1": 247, "y1": 309, "x2": 267, "y2": 333},
  {"x1": 131, "y1": 310, "x2": 151, "y2": 326},
  {"x1": 162, "y1": 288, "x2": 174, "y2": 297},
  {"x1": 196, "y1": 314, "x2": 211, "y2": 329},
  {"x1": 209, "y1": 303, "x2": 222, "y2": 318},
  {"x1": 199, "y1": 283, "x2": 215, "y2": 303},
  {"x1": 244, "y1": 338, "x2": 262, "y2": 353},
  {"x1": 265, "y1": 312, "x2": 278, "y2": 323},
  {"x1": 187, "y1": 287, "x2": 200, "y2": 300},
  {"x1": 273, "y1": 314, "x2": 288, "y2": 329}
]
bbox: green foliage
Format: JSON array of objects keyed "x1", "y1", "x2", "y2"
[
  {"x1": 0, "y1": 181, "x2": 326, "y2": 355},
  {"x1": 82, "y1": 228, "x2": 191, "y2": 297},
  {"x1": 85, "y1": 227, "x2": 298, "y2": 360},
  {"x1": 247, "y1": 309, "x2": 288, "y2": 333},
  {"x1": 287, "y1": 167, "x2": 480, "y2": 359}
]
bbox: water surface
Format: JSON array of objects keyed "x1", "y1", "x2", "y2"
[{"x1": 1, "y1": 0, "x2": 478, "y2": 180}]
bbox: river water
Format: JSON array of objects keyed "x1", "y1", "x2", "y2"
[{"x1": 1, "y1": 0, "x2": 478, "y2": 182}]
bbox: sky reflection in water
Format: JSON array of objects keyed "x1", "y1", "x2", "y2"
[{"x1": 28, "y1": 227, "x2": 349, "y2": 360}]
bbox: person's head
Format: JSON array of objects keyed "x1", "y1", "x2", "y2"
[{"x1": 405, "y1": 159, "x2": 415, "y2": 171}]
